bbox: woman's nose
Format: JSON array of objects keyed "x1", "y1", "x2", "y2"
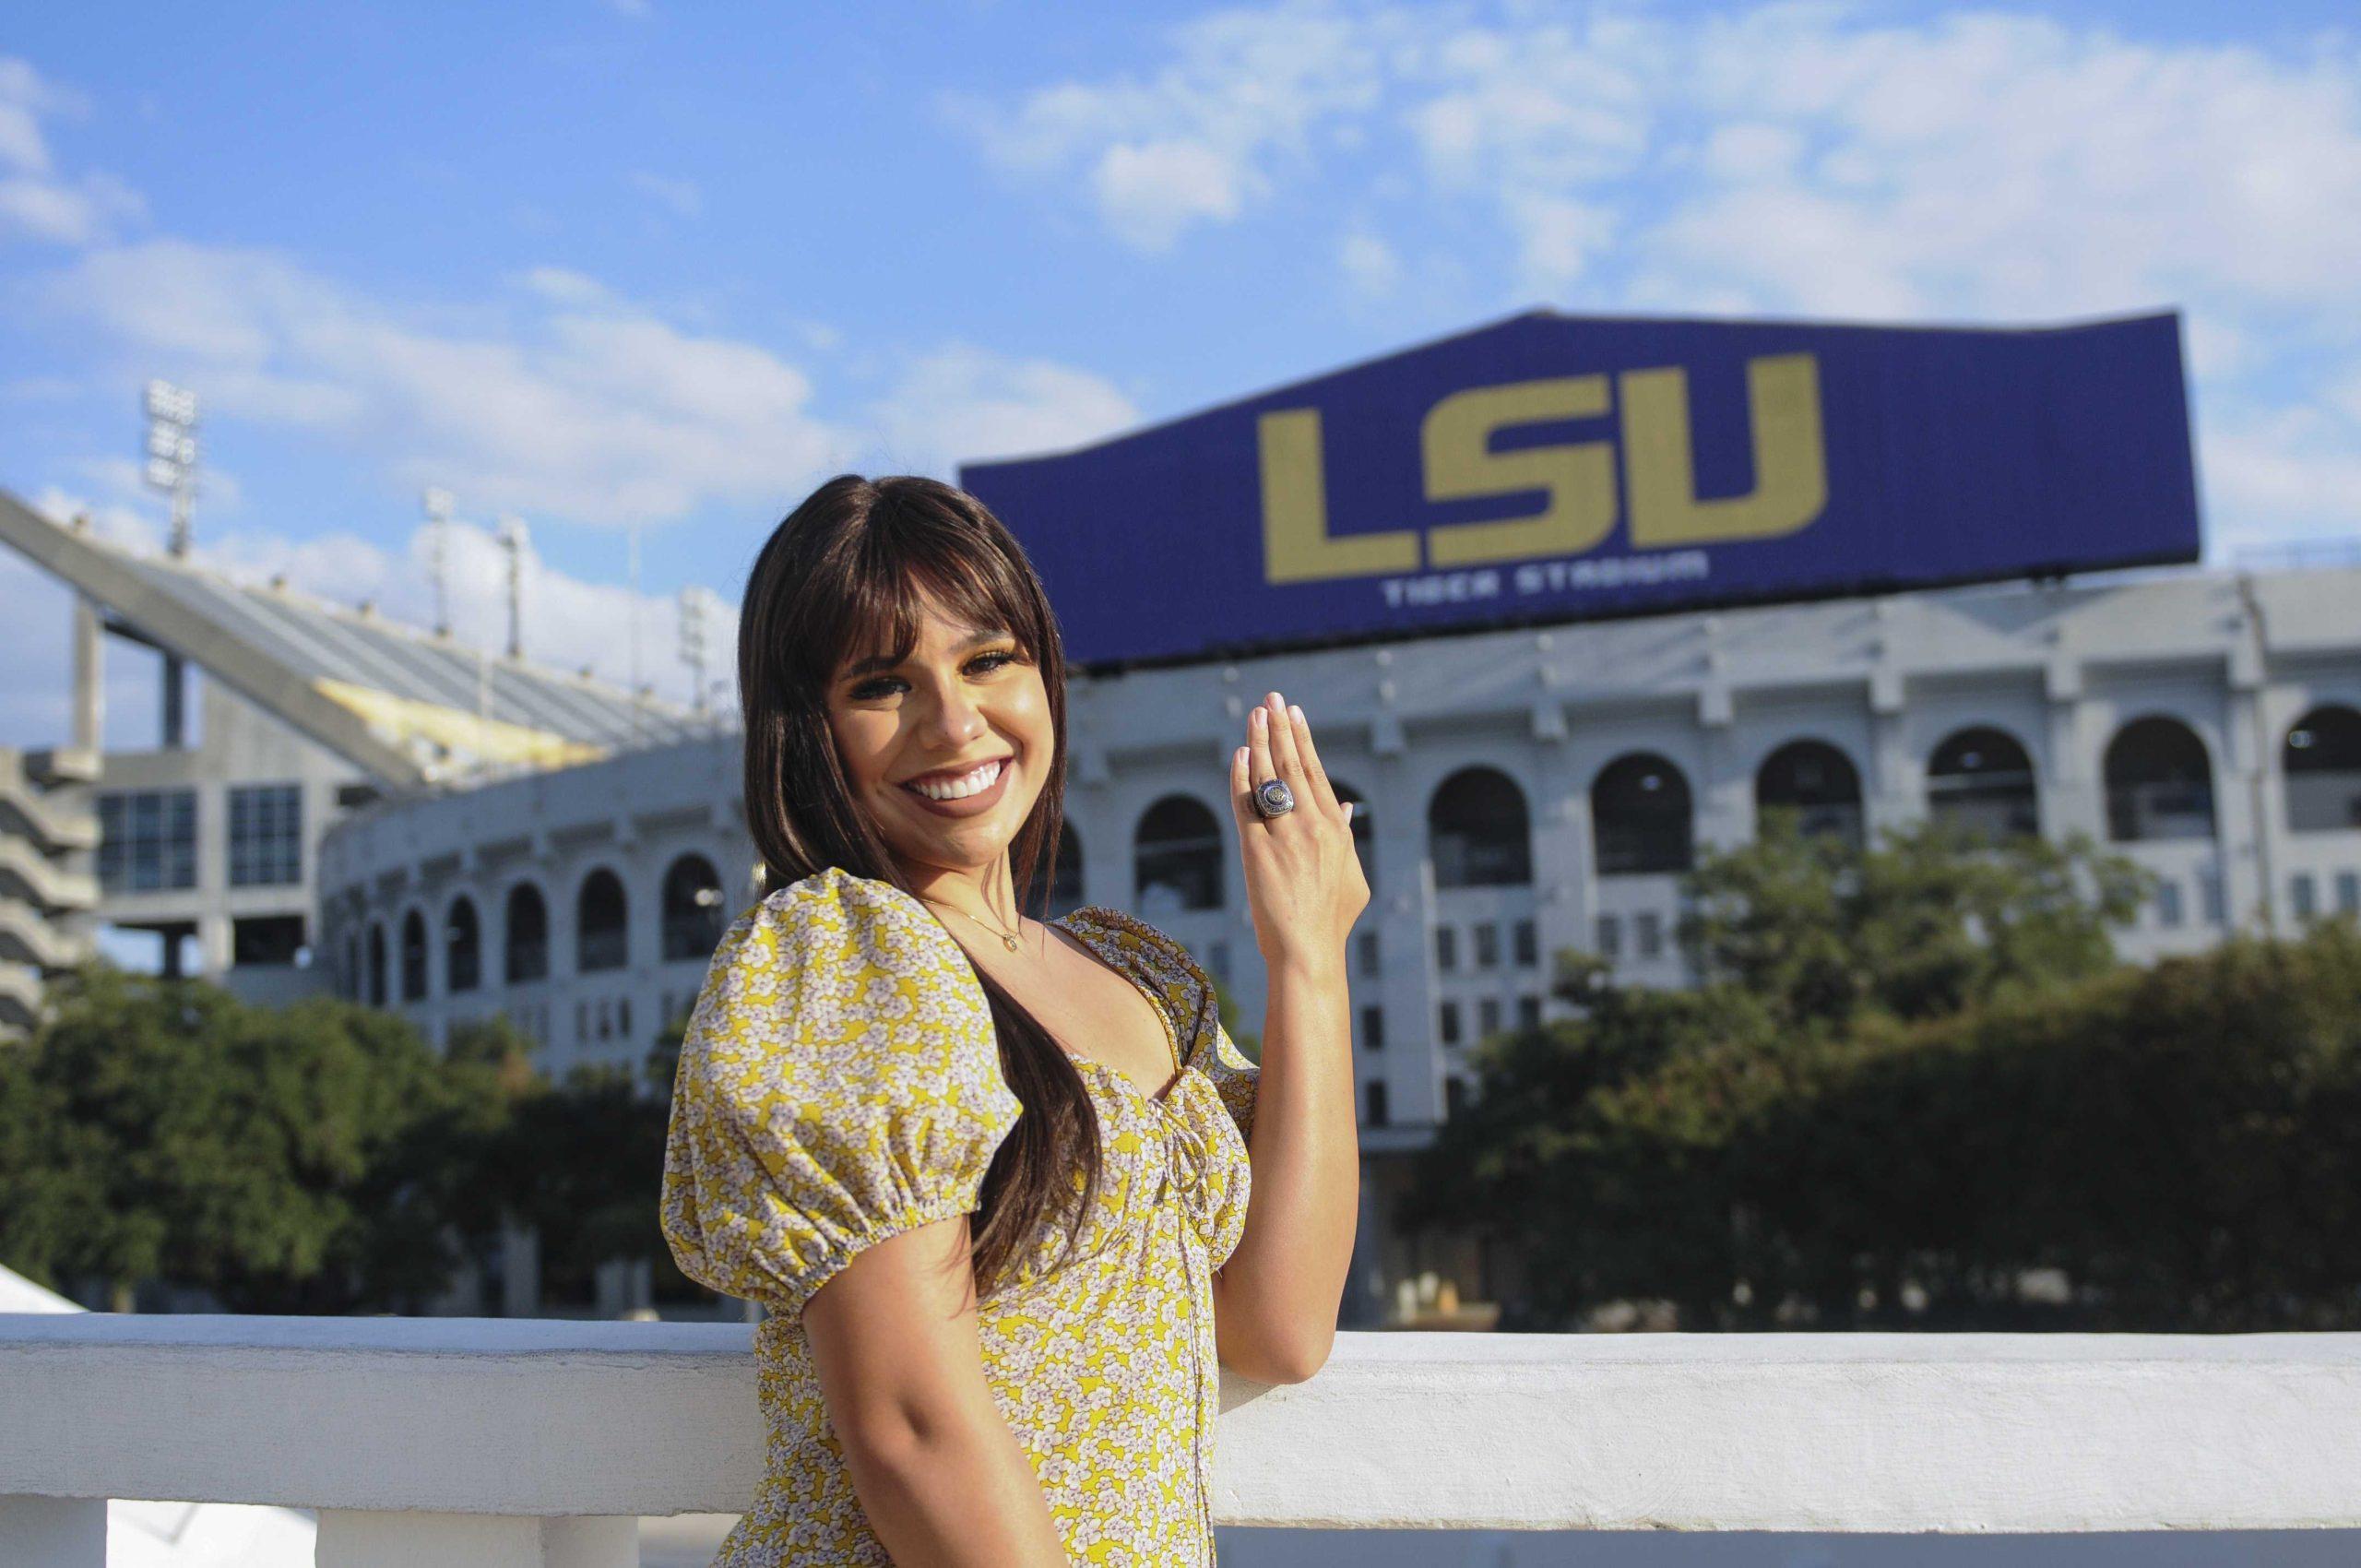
[{"x1": 918, "y1": 680, "x2": 986, "y2": 742}]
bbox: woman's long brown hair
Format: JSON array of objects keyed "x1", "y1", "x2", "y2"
[{"x1": 736, "y1": 472, "x2": 1108, "y2": 1309}]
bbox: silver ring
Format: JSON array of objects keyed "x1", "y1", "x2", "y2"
[{"x1": 1251, "y1": 778, "x2": 1296, "y2": 819}]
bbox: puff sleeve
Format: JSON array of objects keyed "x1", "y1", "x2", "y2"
[{"x1": 659, "y1": 865, "x2": 1023, "y2": 1319}]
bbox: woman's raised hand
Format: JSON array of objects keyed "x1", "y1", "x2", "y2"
[{"x1": 1229, "y1": 690, "x2": 1370, "y2": 974}]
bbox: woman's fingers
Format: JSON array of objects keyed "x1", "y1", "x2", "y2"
[
  {"x1": 1229, "y1": 741, "x2": 1253, "y2": 829},
  {"x1": 1246, "y1": 694, "x2": 1277, "y2": 816},
  {"x1": 1285, "y1": 700, "x2": 1342, "y2": 816},
  {"x1": 1263, "y1": 692, "x2": 1308, "y2": 800}
]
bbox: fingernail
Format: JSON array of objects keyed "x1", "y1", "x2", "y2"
[
  {"x1": 1289, "y1": 703, "x2": 1303, "y2": 723},
  {"x1": 1236, "y1": 746, "x2": 1248, "y2": 764},
  {"x1": 1252, "y1": 707, "x2": 1264, "y2": 727}
]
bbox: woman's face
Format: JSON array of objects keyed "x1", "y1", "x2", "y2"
[{"x1": 825, "y1": 587, "x2": 1052, "y2": 879}]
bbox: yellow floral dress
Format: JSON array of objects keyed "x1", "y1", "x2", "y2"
[{"x1": 659, "y1": 864, "x2": 1259, "y2": 1566}]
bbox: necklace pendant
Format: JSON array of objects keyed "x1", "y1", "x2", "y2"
[{"x1": 1002, "y1": 932, "x2": 1021, "y2": 952}]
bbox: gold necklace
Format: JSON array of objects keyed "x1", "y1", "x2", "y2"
[{"x1": 933, "y1": 899, "x2": 1026, "y2": 954}]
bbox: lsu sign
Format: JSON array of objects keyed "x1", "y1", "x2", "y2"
[{"x1": 958, "y1": 310, "x2": 2199, "y2": 669}]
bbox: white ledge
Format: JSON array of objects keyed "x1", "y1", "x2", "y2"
[{"x1": 3, "y1": 1315, "x2": 2360, "y2": 1533}]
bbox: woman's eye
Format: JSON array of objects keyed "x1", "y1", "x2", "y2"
[{"x1": 851, "y1": 649, "x2": 1017, "y2": 701}]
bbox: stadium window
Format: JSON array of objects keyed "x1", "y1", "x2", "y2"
[
  {"x1": 2283, "y1": 705, "x2": 2361, "y2": 833},
  {"x1": 2339, "y1": 872, "x2": 2360, "y2": 915},
  {"x1": 2291, "y1": 873, "x2": 2318, "y2": 921},
  {"x1": 1928, "y1": 726, "x2": 2041, "y2": 840},
  {"x1": 1358, "y1": 928, "x2": 1380, "y2": 976},
  {"x1": 1513, "y1": 918, "x2": 1536, "y2": 967},
  {"x1": 1596, "y1": 913, "x2": 1622, "y2": 957},
  {"x1": 659, "y1": 853, "x2": 726, "y2": 961},
  {"x1": 1360, "y1": 1004, "x2": 1385, "y2": 1051},
  {"x1": 2155, "y1": 878, "x2": 2184, "y2": 928},
  {"x1": 445, "y1": 897, "x2": 481, "y2": 993},
  {"x1": 97, "y1": 787, "x2": 198, "y2": 893},
  {"x1": 2104, "y1": 717, "x2": 2217, "y2": 842},
  {"x1": 1434, "y1": 924, "x2": 1458, "y2": 971},
  {"x1": 576, "y1": 868, "x2": 629, "y2": 973},
  {"x1": 1474, "y1": 922, "x2": 1500, "y2": 968},
  {"x1": 2201, "y1": 871, "x2": 2226, "y2": 926},
  {"x1": 1635, "y1": 911, "x2": 1663, "y2": 958},
  {"x1": 1365, "y1": 1079, "x2": 1389, "y2": 1126},
  {"x1": 1445, "y1": 1076, "x2": 1467, "y2": 1119},
  {"x1": 1478, "y1": 997, "x2": 1501, "y2": 1037},
  {"x1": 1517, "y1": 993, "x2": 1541, "y2": 1030},
  {"x1": 228, "y1": 782, "x2": 303, "y2": 887},
  {"x1": 400, "y1": 909, "x2": 428, "y2": 1001},
  {"x1": 366, "y1": 923, "x2": 386, "y2": 1007},
  {"x1": 1428, "y1": 766, "x2": 1534, "y2": 888},
  {"x1": 505, "y1": 883, "x2": 550, "y2": 983},
  {"x1": 1755, "y1": 740, "x2": 1865, "y2": 850},
  {"x1": 1133, "y1": 794, "x2": 1225, "y2": 912},
  {"x1": 1592, "y1": 753, "x2": 1694, "y2": 875},
  {"x1": 1439, "y1": 1000, "x2": 1462, "y2": 1046}
]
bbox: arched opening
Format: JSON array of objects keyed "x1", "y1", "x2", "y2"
[
  {"x1": 445, "y1": 897, "x2": 481, "y2": 993},
  {"x1": 1335, "y1": 779, "x2": 1375, "y2": 893},
  {"x1": 1927, "y1": 725, "x2": 2039, "y2": 840},
  {"x1": 505, "y1": 883, "x2": 550, "y2": 984},
  {"x1": 2284, "y1": 705, "x2": 2361, "y2": 833},
  {"x1": 1428, "y1": 766, "x2": 1531, "y2": 889},
  {"x1": 2105, "y1": 717, "x2": 2216, "y2": 841},
  {"x1": 1755, "y1": 739, "x2": 1864, "y2": 849},
  {"x1": 661, "y1": 853, "x2": 727, "y2": 961},
  {"x1": 1593, "y1": 753, "x2": 1693, "y2": 875},
  {"x1": 577, "y1": 867, "x2": 629, "y2": 972},
  {"x1": 366, "y1": 922, "x2": 387, "y2": 1007},
  {"x1": 400, "y1": 909, "x2": 429, "y2": 1002},
  {"x1": 1134, "y1": 795, "x2": 1224, "y2": 912},
  {"x1": 1048, "y1": 823, "x2": 1086, "y2": 919}
]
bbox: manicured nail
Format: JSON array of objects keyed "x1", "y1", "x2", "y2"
[
  {"x1": 1289, "y1": 704, "x2": 1303, "y2": 724},
  {"x1": 1252, "y1": 707, "x2": 1265, "y2": 727}
]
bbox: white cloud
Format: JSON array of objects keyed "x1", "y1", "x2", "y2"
[
  {"x1": 1338, "y1": 228, "x2": 1399, "y2": 296},
  {"x1": 951, "y1": 0, "x2": 1394, "y2": 250},
  {"x1": 626, "y1": 171, "x2": 702, "y2": 220},
  {"x1": 869, "y1": 343, "x2": 1140, "y2": 471},
  {"x1": 46, "y1": 240, "x2": 860, "y2": 526},
  {"x1": 0, "y1": 56, "x2": 143, "y2": 245}
]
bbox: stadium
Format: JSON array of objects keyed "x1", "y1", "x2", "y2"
[{"x1": 6, "y1": 307, "x2": 2358, "y2": 1329}]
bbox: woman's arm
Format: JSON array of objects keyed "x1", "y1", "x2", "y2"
[
  {"x1": 805, "y1": 1214, "x2": 1069, "y2": 1567},
  {"x1": 1212, "y1": 692, "x2": 1368, "y2": 1384}
]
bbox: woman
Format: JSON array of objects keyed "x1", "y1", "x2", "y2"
[{"x1": 659, "y1": 474, "x2": 1366, "y2": 1565}]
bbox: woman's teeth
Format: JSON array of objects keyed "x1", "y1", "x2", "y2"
[{"x1": 908, "y1": 758, "x2": 1004, "y2": 801}]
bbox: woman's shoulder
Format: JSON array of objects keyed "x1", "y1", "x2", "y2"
[{"x1": 725, "y1": 864, "x2": 964, "y2": 968}]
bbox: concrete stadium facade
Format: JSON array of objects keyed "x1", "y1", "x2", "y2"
[{"x1": 313, "y1": 561, "x2": 2361, "y2": 1326}]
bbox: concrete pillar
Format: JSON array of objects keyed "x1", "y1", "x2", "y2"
[{"x1": 71, "y1": 595, "x2": 104, "y2": 753}]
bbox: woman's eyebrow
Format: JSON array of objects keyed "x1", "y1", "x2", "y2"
[{"x1": 841, "y1": 628, "x2": 1005, "y2": 679}]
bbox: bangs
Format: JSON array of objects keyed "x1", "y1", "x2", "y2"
[{"x1": 821, "y1": 509, "x2": 1043, "y2": 687}]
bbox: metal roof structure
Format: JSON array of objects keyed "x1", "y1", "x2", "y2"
[{"x1": 0, "y1": 488, "x2": 719, "y2": 791}]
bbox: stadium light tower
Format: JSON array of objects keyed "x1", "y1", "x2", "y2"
[
  {"x1": 678, "y1": 585, "x2": 718, "y2": 718},
  {"x1": 423, "y1": 488, "x2": 455, "y2": 639},
  {"x1": 497, "y1": 516, "x2": 531, "y2": 661},
  {"x1": 142, "y1": 378, "x2": 199, "y2": 558}
]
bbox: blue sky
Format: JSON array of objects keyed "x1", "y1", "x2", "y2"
[{"x1": 4, "y1": 0, "x2": 2358, "y2": 749}]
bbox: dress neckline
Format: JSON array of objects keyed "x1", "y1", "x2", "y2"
[{"x1": 1048, "y1": 908, "x2": 1192, "y2": 1107}]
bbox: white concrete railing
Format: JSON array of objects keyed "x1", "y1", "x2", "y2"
[{"x1": 4, "y1": 1313, "x2": 2360, "y2": 1565}]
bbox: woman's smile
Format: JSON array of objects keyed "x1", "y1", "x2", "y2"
[{"x1": 898, "y1": 753, "x2": 1017, "y2": 819}]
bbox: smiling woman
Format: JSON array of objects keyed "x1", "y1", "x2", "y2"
[{"x1": 659, "y1": 473, "x2": 1360, "y2": 1568}]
